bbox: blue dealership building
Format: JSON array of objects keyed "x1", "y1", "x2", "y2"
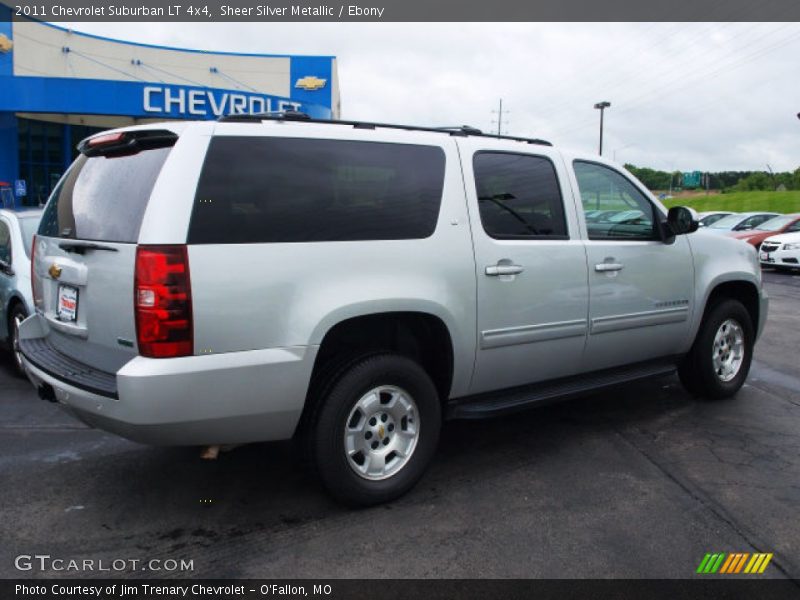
[{"x1": 0, "y1": 10, "x2": 340, "y2": 207}]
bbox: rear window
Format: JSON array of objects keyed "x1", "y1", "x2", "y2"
[
  {"x1": 188, "y1": 137, "x2": 446, "y2": 244},
  {"x1": 38, "y1": 147, "x2": 172, "y2": 243}
]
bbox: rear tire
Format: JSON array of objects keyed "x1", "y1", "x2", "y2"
[
  {"x1": 7, "y1": 304, "x2": 28, "y2": 378},
  {"x1": 678, "y1": 299, "x2": 753, "y2": 400},
  {"x1": 309, "y1": 353, "x2": 441, "y2": 506}
]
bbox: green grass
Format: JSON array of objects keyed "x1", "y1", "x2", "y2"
[{"x1": 662, "y1": 191, "x2": 800, "y2": 214}]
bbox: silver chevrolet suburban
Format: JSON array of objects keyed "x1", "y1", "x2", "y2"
[{"x1": 20, "y1": 115, "x2": 768, "y2": 506}]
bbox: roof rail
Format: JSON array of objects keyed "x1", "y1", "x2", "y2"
[
  {"x1": 219, "y1": 110, "x2": 311, "y2": 122},
  {"x1": 433, "y1": 125, "x2": 484, "y2": 136},
  {"x1": 216, "y1": 113, "x2": 552, "y2": 146}
]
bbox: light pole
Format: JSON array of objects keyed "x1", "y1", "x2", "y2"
[{"x1": 594, "y1": 101, "x2": 611, "y2": 156}]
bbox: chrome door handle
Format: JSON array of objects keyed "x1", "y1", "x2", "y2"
[
  {"x1": 595, "y1": 262, "x2": 624, "y2": 272},
  {"x1": 485, "y1": 264, "x2": 524, "y2": 276}
]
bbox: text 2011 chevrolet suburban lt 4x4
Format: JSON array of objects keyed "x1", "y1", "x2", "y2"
[{"x1": 19, "y1": 115, "x2": 768, "y2": 506}]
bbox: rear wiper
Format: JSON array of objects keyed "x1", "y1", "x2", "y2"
[{"x1": 59, "y1": 241, "x2": 119, "y2": 254}]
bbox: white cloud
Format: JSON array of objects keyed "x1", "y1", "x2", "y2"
[{"x1": 61, "y1": 22, "x2": 800, "y2": 171}]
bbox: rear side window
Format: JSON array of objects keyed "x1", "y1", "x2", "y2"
[
  {"x1": 188, "y1": 137, "x2": 446, "y2": 244},
  {"x1": 38, "y1": 147, "x2": 172, "y2": 243},
  {"x1": 473, "y1": 152, "x2": 567, "y2": 239}
]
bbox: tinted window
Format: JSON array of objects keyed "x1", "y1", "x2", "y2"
[
  {"x1": 709, "y1": 214, "x2": 746, "y2": 230},
  {"x1": 699, "y1": 213, "x2": 729, "y2": 227},
  {"x1": 473, "y1": 152, "x2": 567, "y2": 239},
  {"x1": 755, "y1": 215, "x2": 794, "y2": 231},
  {"x1": 736, "y1": 214, "x2": 774, "y2": 230},
  {"x1": 574, "y1": 161, "x2": 658, "y2": 241},
  {"x1": 188, "y1": 137, "x2": 446, "y2": 244},
  {"x1": 39, "y1": 147, "x2": 172, "y2": 243}
]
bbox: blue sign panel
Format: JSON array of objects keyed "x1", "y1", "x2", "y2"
[
  {"x1": 14, "y1": 179, "x2": 26, "y2": 197},
  {"x1": 0, "y1": 75, "x2": 333, "y2": 120}
]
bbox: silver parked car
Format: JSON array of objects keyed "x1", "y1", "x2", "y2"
[
  {"x1": 705, "y1": 211, "x2": 780, "y2": 234},
  {"x1": 0, "y1": 208, "x2": 42, "y2": 376},
  {"x1": 19, "y1": 117, "x2": 768, "y2": 505},
  {"x1": 697, "y1": 211, "x2": 735, "y2": 228}
]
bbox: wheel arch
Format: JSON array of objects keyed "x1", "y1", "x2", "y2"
[
  {"x1": 698, "y1": 278, "x2": 761, "y2": 338},
  {"x1": 3, "y1": 293, "x2": 28, "y2": 342},
  {"x1": 297, "y1": 310, "x2": 457, "y2": 438}
]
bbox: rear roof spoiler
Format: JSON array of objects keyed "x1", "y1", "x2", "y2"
[{"x1": 78, "y1": 129, "x2": 178, "y2": 158}]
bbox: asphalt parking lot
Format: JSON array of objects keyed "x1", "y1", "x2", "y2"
[{"x1": 2, "y1": 270, "x2": 799, "y2": 580}]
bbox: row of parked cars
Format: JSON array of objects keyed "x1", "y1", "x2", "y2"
[{"x1": 696, "y1": 210, "x2": 800, "y2": 271}]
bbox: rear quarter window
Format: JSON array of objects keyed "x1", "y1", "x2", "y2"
[
  {"x1": 38, "y1": 147, "x2": 172, "y2": 243},
  {"x1": 188, "y1": 137, "x2": 446, "y2": 244}
]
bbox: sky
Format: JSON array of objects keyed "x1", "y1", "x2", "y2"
[{"x1": 61, "y1": 22, "x2": 800, "y2": 172}]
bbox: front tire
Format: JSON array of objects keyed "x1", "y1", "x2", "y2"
[
  {"x1": 310, "y1": 353, "x2": 441, "y2": 506},
  {"x1": 678, "y1": 299, "x2": 754, "y2": 400}
]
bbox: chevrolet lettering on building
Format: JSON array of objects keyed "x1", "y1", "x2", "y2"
[{"x1": 142, "y1": 86, "x2": 302, "y2": 117}]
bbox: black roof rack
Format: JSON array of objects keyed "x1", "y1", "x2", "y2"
[
  {"x1": 219, "y1": 109, "x2": 312, "y2": 122},
  {"x1": 216, "y1": 112, "x2": 552, "y2": 146}
]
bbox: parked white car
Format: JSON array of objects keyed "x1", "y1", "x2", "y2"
[{"x1": 759, "y1": 231, "x2": 800, "y2": 271}]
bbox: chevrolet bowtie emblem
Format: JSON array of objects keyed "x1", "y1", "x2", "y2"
[
  {"x1": 0, "y1": 34, "x2": 13, "y2": 54},
  {"x1": 294, "y1": 76, "x2": 327, "y2": 91},
  {"x1": 378, "y1": 424, "x2": 385, "y2": 439},
  {"x1": 49, "y1": 264, "x2": 62, "y2": 279}
]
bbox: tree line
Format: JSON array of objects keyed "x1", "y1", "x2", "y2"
[{"x1": 624, "y1": 164, "x2": 800, "y2": 192}]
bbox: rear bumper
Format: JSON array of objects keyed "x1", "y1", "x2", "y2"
[{"x1": 20, "y1": 318, "x2": 318, "y2": 446}]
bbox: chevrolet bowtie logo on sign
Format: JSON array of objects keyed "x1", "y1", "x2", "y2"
[
  {"x1": 697, "y1": 552, "x2": 773, "y2": 574},
  {"x1": 295, "y1": 76, "x2": 327, "y2": 91},
  {"x1": 0, "y1": 34, "x2": 13, "y2": 53}
]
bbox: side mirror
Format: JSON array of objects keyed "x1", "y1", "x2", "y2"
[
  {"x1": 667, "y1": 206, "x2": 699, "y2": 236},
  {"x1": 0, "y1": 259, "x2": 13, "y2": 276}
]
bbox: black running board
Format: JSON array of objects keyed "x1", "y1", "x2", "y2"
[{"x1": 448, "y1": 358, "x2": 679, "y2": 419}]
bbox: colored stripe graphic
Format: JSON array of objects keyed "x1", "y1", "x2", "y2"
[
  {"x1": 745, "y1": 553, "x2": 774, "y2": 573},
  {"x1": 719, "y1": 554, "x2": 736, "y2": 573},
  {"x1": 700, "y1": 552, "x2": 774, "y2": 574},
  {"x1": 710, "y1": 554, "x2": 726, "y2": 573},
  {"x1": 745, "y1": 554, "x2": 761, "y2": 573},
  {"x1": 759, "y1": 554, "x2": 773, "y2": 573},
  {"x1": 697, "y1": 554, "x2": 712, "y2": 573},
  {"x1": 734, "y1": 553, "x2": 749, "y2": 573}
]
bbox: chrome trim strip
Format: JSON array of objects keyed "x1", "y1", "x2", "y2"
[
  {"x1": 481, "y1": 319, "x2": 588, "y2": 349},
  {"x1": 590, "y1": 306, "x2": 689, "y2": 334}
]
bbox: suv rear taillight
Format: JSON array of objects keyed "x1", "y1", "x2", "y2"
[{"x1": 134, "y1": 245, "x2": 193, "y2": 358}]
